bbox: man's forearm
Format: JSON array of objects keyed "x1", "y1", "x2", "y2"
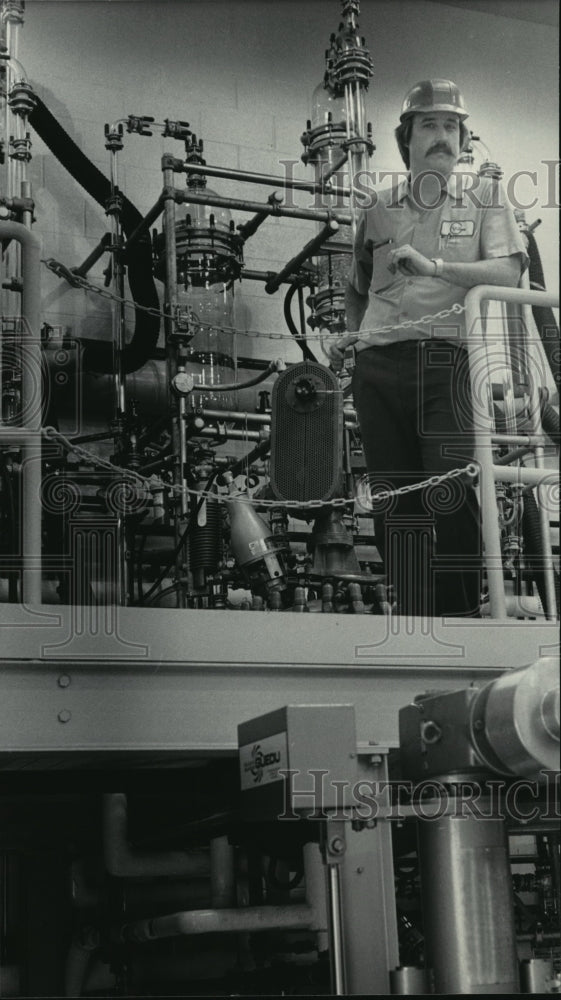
[
  {"x1": 345, "y1": 283, "x2": 369, "y2": 331},
  {"x1": 439, "y1": 256, "x2": 521, "y2": 289}
]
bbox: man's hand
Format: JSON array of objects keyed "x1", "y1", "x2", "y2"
[
  {"x1": 387, "y1": 244, "x2": 435, "y2": 277},
  {"x1": 322, "y1": 333, "x2": 360, "y2": 370}
]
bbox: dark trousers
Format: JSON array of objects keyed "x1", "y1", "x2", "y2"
[{"x1": 352, "y1": 340, "x2": 482, "y2": 617}]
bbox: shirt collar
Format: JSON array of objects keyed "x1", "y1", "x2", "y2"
[{"x1": 389, "y1": 171, "x2": 463, "y2": 207}]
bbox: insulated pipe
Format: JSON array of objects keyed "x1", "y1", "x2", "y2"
[
  {"x1": 116, "y1": 840, "x2": 328, "y2": 946},
  {"x1": 102, "y1": 793, "x2": 211, "y2": 879},
  {"x1": 0, "y1": 221, "x2": 42, "y2": 605},
  {"x1": 64, "y1": 926, "x2": 100, "y2": 999},
  {"x1": 118, "y1": 903, "x2": 315, "y2": 942},
  {"x1": 464, "y1": 284, "x2": 559, "y2": 619},
  {"x1": 174, "y1": 187, "x2": 352, "y2": 226}
]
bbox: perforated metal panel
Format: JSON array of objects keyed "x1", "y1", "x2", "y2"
[{"x1": 269, "y1": 361, "x2": 343, "y2": 502}]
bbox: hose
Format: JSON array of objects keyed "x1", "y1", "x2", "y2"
[
  {"x1": 522, "y1": 491, "x2": 560, "y2": 615},
  {"x1": 540, "y1": 398, "x2": 560, "y2": 449},
  {"x1": 28, "y1": 94, "x2": 161, "y2": 374},
  {"x1": 526, "y1": 231, "x2": 560, "y2": 391},
  {"x1": 192, "y1": 358, "x2": 284, "y2": 393},
  {"x1": 283, "y1": 282, "x2": 317, "y2": 362}
]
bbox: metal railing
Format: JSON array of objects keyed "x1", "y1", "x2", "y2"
[{"x1": 464, "y1": 284, "x2": 559, "y2": 620}]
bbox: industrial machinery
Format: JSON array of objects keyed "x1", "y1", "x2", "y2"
[{"x1": 0, "y1": 0, "x2": 559, "y2": 995}]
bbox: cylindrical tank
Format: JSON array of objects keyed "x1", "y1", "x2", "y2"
[
  {"x1": 390, "y1": 966, "x2": 429, "y2": 994},
  {"x1": 418, "y1": 812, "x2": 519, "y2": 994},
  {"x1": 520, "y1": 957, "x2": 554, "y2": 994},
  {"x1": 175, "y1": 194, "x2": 238, "y2": 411}
]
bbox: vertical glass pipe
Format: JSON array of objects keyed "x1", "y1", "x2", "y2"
[{"x1": 308, "y1": 83, "x2": 352, "y2": 337}]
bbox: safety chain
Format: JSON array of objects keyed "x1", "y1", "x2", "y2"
[
  {"x1": 42, "y1": 426, "x2": 478, "y2": 510},
  {"x1": 41, "y1": 257, "x2": 466, "y2": 343}
]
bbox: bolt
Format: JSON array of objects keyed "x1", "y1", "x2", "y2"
[
  {"x1": 349, "y1": 752, "x2": 356, "y2": 758},
  {"x1": 356, "y1": 866, "x2": 364, "y2": 874},
  {"x1": 57, "y1": 674, "x2": 71, "y2": 688},
  {"x1": 330, "y1": 837, "x2": 345, "y2": 854},
  {"x1": 474, "y1": 718, "x2": 484, "y2": 731},
  {"x1": 58, "y1": 709, "x2": 71, "y2": 723}
]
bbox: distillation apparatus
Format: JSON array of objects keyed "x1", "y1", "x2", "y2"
[
  {"x1": 0, "y1": 3, "x2": 559, "y2": 997},
  {"x1": 0, "y1": 0, "x2": 558, "y2": 618}
]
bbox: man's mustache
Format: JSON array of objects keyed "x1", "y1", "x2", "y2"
[{"x1": 426, "y1": 142, "x2": 453, "y2": 156}]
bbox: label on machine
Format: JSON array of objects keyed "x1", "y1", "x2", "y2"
[{"x1": 239, "y1": 731, "x2": 288, "y2": 791}]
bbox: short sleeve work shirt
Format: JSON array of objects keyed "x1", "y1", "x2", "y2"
[{"x1": 348, "y1": 173, "x2": 528, "y2": 349}]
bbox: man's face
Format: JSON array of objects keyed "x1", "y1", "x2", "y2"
[{"x1": 408, "y1": 111, "x2": 461, "y2": 176}]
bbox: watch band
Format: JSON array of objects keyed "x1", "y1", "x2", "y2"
[{"x1": 432, "y1": 257, "x2": 444, "y2": 277}]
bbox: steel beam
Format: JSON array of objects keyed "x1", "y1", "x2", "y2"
[{"x1": 0, "y1": 606, "x2": 556, "y2": 756}]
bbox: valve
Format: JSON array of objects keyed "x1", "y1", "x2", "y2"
[
  {"x1": 163, "y1": 118, "x2": 192, "y2": 142},
  {"x1": 8, "y1": 80, "x2": 36, "y2": 117},
  {"x1": 104, "y1": 122, "x2": 124, "y2": 152},
  {"x1": 125, "y1": 114, "x2": 155, "y2": 136},
  {"x1": 8, "y1": 132, "x2": 31, "y2": 162}
]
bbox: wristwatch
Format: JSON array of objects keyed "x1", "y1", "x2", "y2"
[{"x1": 432, "y1": 257, "x2": 444, "y2": 277}]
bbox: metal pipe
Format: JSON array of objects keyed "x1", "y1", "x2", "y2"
[
  {"x1": 200, "y1": 408, "x2": 271, "y2": 425},
  {"x1": 491, "y1": 465, "x2": 558, "y2": 487},
  {"x1": 179, "y1": 159, "x2": 349, "y2": 199},
  {"x1": 464, "y1": 284, "x2": 559, "y2": 620},
  {"x1": 418, "y1": 811, "x2": 519, "y2": 994},
  {"x1": 518, "y1": 274, "x2": 557, "y2": 620},
  {"x1": 72, "y1": 233, "x2": 111, "y2": 278},
  {"x1": 0, "y1": 221, "x2": 42, "y2": 605},
  {"x1": 236, "y1": 191, "x2": 284, "y2": 241},
  {"x1": 221, "y1": 437, "x2": 272, "y2": 481},
  {"x1": 492, "y1": 433, "x2": 546, "y2": 446},
  {"x1": 174, "y1": 187, "x2": 352, "y2": 226},
  {"x1": 123, "y1": 195, "x2": 164, "y2": 251},
  {"x1": 327, "y1": 864, "x2": 347, "y2": 996},
  {"x1": 241, "y1": 268, "x2": 311, "y2": 286},
  {"x1": 265, "y1": 220, "x2": 340, "y2": 294},
  {"x1": 102, "y1": 793, "x2": 211, "y2": 879},
  {"x1": 210, "y1": 836, "x2": 236, "y2": 909},
  {"x1": 199, "y1": 426, "x2": 261, "y2": 442},
  {"x1": 320, "y1": 149, "x2": 349, "y2": 186}
]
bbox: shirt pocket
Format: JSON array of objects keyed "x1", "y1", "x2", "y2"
[{"x1": 370, "y1": 242, "x2": 395, "y2": 293}]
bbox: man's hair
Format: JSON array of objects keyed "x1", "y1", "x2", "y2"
[{"x1": 394, "y1": 115, "x2": 470, "y2": 168}]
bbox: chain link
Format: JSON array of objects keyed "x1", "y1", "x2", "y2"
[
  {"x1": 42, "y1": 426, "x2": 477, "y2": 510},
  {"x1": 41, "y1": 257, "x2": 465, "y2": 343}
]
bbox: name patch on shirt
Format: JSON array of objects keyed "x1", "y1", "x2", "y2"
[{"x1": 440, "y1": 220, "x2": 475, "y2": 237}]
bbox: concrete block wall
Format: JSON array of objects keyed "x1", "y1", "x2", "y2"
[{"x1": 8, "y1": 0, "x2": 558, "y2": 375}]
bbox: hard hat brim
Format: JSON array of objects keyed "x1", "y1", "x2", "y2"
[{"x1": 400, "y1": 105, "x2": 469, "y2": 121}]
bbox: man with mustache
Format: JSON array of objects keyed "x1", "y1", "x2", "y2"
[{"x1": 327, "y1": 79, "x2": 528, "y2": 619}]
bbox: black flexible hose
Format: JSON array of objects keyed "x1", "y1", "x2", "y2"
[
  {"x1": 541, "y1": 399, "x2": 560, "y2": 449},
  {"x1": 526, "y1": 231, "x2": 560, "y2": 391},
  {"x1": 29, "y1": 95, "x2": 161, "y2": 374},
  {"x1": 522, "y1": 491, "x2": 560, "y2": 615},
  {"x1": 283, "y1": 283, "x2": 317, "y2": 363}
]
